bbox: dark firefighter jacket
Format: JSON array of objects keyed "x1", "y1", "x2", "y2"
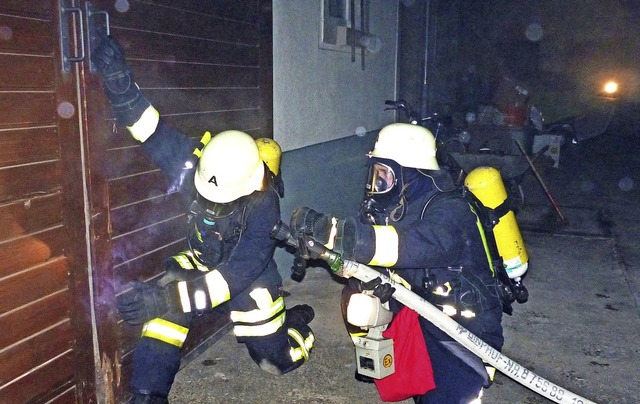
[
  {"x1": 345, "y1": 185, "x2": 504, "y2": 350},
  {"x1": 139, "y1": 119, "x2": 282, "y2": 303}
]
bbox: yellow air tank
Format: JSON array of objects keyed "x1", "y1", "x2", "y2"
[
  {"x1": 464, "y1": 166, "x2": 528, "y2": 279},
  {"x1": 256, "y1": 138, "x2": 282, "y2": 175}
]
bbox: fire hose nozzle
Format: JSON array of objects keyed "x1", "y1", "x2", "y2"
[{"x1": 270, "y1": 220, "x2": 344, "y2": 275}]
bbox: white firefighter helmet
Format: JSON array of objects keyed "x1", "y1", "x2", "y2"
[
  {"x1": 194, "y1": 130, "x2": 265, "y2": 203},
  {"x1": 368, "y1": 123, "x2": 439, "y2": 170}
]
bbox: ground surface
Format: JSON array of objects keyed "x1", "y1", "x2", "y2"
[{"x1": 169, "y1": 129, "x2": 640, "y2": 404}]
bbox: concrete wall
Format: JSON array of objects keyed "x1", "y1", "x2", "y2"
[
  {"x1": 272, "y1": 1, "x2": 399, "y2": 151},
  {"x1": 274, "y1": 131, "x2": 378, "y2": 279}
]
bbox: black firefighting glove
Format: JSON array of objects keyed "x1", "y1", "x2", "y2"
[
  {"x1": 116, "y1": 281, "x2": 175, "y2": 325},
  {"x1": 290, "y1": 207, "x2": 357, "y2": 258},
  {"x1": 290, "y1": 253, "x2": 308, "y2": 282},
  {"x1": 289, "y1": 207, "x2": 330, "y2": 240},
  {"x1": 91, "y1": 34, "x2": 150, "y2": 126},
  {"x1": 348, "y1": 277, "x2": 395, "y2": 304},
  {"x1": 289, "y1": 207, "x2": 346, "y2": 248}
]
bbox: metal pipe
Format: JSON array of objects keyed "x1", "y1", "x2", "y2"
[
  {"x1": 360, "y1": 0, "x2": 365, "y2": 70},
  {"x1": 350, "y1": 0, "x2": 356, "y2": 63},
  {"x1": 420, "y1": 0, "x2": 431, "y2": 117},
  {"x1": 515, "y1": 139, "x2": 568, "y2": 224}
]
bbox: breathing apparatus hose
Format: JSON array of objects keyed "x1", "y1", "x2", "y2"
[
  {"x1": 271, "y1": 220, "x2": 595, "y2": 403},
  {"x1": 339, "y1": 259, "x2": 596, "y2": 404}
]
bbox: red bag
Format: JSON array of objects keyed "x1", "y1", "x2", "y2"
[{"x1": 374, "y1": 306, "x2": 436, "y2": 401}]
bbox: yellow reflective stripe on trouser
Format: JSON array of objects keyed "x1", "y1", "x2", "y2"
[
  {"x1": 230, "y1": 296, "x2": 285, "y2": 324},
  {"x1": 368, "y1": 225, "x2": 399, "y2": 266},
  {"x1": 127, "y1": 105, "x2": 160, "y2": 142},
  {"x1": 231, "y1": 288, "x2": 286, "y2": 337},
  {"x1": 141, "y1": 318, "x2": 189, "y2": 348},
  {"x1": 233, "y1": 314, "x2": 286, "y2": 337},
  {"x1": 288, "y1": 328, "x2": 314, "y2": 362}
]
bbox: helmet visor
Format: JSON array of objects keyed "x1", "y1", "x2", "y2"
[
  {"x1": 196, "y1": 194, "x2": 239, "y2": 219},
  {"x1": 366, "y1": 162, "x2": 396, "y2": 195}
]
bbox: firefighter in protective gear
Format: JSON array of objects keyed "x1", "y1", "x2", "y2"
[
  {"x1": 92, "y1": 34, "x2": 314, "y2": 403},
  {"x1": 290, "y1": 123, "x2": 504, "y2": 403}
]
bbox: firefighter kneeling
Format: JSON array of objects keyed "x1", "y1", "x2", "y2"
[{"x1": 92, "y1": 34, "x2": 315, "y2": 403}]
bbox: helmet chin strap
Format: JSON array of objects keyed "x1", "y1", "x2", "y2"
[
  {"x1": 388, "y1": 195, "x2": 406, "y2": 222},
  {"x1": 387, "y1": 181, "x2": 411, "y2": 222}
]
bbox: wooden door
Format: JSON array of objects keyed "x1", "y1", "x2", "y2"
[
  {"x1": 0, "y1": 0, "x2": 273, "y2": 402},
  {"x1": 0, "y1": 0, "x2": 96, "y2": 402}
]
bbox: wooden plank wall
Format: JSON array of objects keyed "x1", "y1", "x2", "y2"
[
  {"x1": 0, "y1": 0, "x2": 94, "y2": 402},
  {"x1": 85, "y1": 1, "x2": 274, "y2": 401},
  {"x1": 0, "y1": 0, "x2": 273, "y2": 402}
]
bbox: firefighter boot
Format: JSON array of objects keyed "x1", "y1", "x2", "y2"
[{"x1": 286, "y1": 304, "x2": 315, "y2": 326}]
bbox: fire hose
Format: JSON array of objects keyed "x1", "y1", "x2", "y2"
[{"x1": 271, "y1": 221, "x2": 597, "y2": 404}]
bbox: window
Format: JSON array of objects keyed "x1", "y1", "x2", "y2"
[{"x1": 320, "y1": 0, "x2": 380, "y2": 69}]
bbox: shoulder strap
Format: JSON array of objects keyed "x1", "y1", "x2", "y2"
[
  {"x1": 419, "y1": 188, "x2": 465, "y2": 220},
  {"x1": 263, "y1": 163, "x2": 284, "y2": 198},
  {"x1": 462, "y1": 187, "x2": 511, "y2": 231},
  {"x1": 419, "y1": 187, "x2": 517, "y2": 315}
]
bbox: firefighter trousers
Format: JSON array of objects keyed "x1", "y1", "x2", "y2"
[{"x1": 129, "y1": 279, "x2": 314, "y2": 398}]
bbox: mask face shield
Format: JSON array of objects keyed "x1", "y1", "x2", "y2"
[
  {"x1": 366, "y1": 162, "x2": 397, "y2": 196},
  {"x1": 195, "y1": 193, "x2": 239, "y2": 220}
]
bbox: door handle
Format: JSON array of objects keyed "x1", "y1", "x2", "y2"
[
  {"x1": 59, "y1": 0, "x2": 85, "y2": 72},
  {"x1": 86, "y1": 1, "x2": 111, "y2": 72}
]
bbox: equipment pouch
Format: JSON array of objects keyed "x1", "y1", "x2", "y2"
[{"x1": 374, "y1": 306, "x2": 435, "y2": 401}]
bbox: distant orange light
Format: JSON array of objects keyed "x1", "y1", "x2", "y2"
[{"x1": 603, "y1": 81, "x2": 618, "y2": 94}]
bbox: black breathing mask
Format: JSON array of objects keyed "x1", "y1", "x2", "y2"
[
  {"x1": 360, "y1": 197, "x2": 388, "y2": 224},
  {"x1": 359, "y1": 158, "x2": 405, "y2": 223},
  {"x1": 186, "y1": 195, "x2": 241, "y2": 266},
  {"x1": 193, "y1": 194, "x2": 239, "y2": 222}
]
